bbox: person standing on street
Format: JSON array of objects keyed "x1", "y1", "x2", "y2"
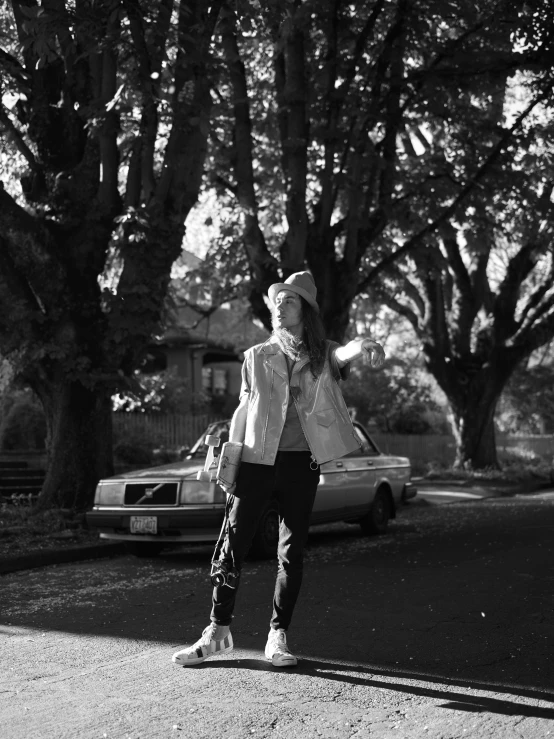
[{"x1": 172, "y1": 271, "x2": 385, "y2": 668}]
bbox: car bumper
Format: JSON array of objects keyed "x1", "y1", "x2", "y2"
[
  {"x1": 86, "y1": 506, "x2": 225, "y2": 544},
  {"x1": 402, "y1": 482, "x2": 418, "y2": 501}
]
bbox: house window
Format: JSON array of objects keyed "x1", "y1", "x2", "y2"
[
  {"x1": 213, "y1": 368, "x2": 227, "y2": 395},
  {"x1": 202, "y1": 367, "x2": 213, "y2": 392},
  {"x1": 201, "y1": 366, "x2": 228, "y2": 395}
]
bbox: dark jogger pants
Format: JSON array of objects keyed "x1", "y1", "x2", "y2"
[{"x1": 210, "y1": 451, "x2": 320, "y2": 630}]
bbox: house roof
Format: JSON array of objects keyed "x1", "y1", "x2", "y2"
[{"x1": 159, "y1": 302, "x2": 269, "y2": 353}]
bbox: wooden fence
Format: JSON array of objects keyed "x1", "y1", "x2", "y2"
[
  {"x1": 112, "y1": 414, "x2": 554, "y2": 466},
  {"x1": 113, "y1": 413, "x2": 224, "y2": 449},
  {"x1": 372, "y1": 433, "x2": 457, "y2": 467}
]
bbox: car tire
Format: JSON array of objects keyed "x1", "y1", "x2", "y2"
[
  {"x1": 359, "y1": 488, "x2": 391, "y2": 536},
  {"x1": 124, "y1": 541, "x2": 165, "y2": 558},
  {"x1": 249, "y1": 501, "x2": 279, "y2": 559}
]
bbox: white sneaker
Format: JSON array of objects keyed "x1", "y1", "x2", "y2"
[
  {"x1": 172, "y1": 624, "x2": 233, "y2": 666},
  {"x1": 264, "y1": 628, "x2": 298, "y2": 667}
]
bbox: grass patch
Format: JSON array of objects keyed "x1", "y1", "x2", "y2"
[
  {"x1": 423, "y1": 449, "x2": 553, "y2": 485},
  {"x1": 0, "y1": 501, "x2": 98, "y2": 561}
]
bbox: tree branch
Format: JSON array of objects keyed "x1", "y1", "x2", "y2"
[
  {"x1": 278, "y1": 1, "x2": 310, "y2": 272},
  {"x1": 356, "y1": 89, "x2": 550, "y2": 295},
  {"x1": 98, "y1": 8, "x2": 122, "y2": 211},
  {"x1": 0, "y1": 234, "x2": 45, "y2": 325},
  {"x1": 518, "y1": 261, "x2": 554, "y2": 328},
  {"x1": 316, "y1": 0, "x2": 340, "y2": 235},
  {"x1": 0, "y1": 47, "x2": 31, "y2": 91},
  {"x1": 380, "y1": 263, "x2": 426, "y2": 319},
  {"x1": 494, "y1": 184, "x2": 554, "y2": 342},
  {"x1": 400, "y1": 1, "x2": 508, "y2": 114},
  {"x1": 0, "y1": 105, "x2": 40, "y2": 173},
  {"x1": 0, "y1": 185, "x2": 66, "y2": 310},
  {"x1": 378, "y1": 291, "x2": 420, "y2": 332},
  {"x1": 123, "y1": 0, "x2": 175, "y2": 203},
  {"x1": 335, "y1": 0, "x2": 387, "y2": 109},
  {"x1": 155, "y1": 0, "x2": 224, "y2": 205},
  {"x1": 438, "y1": 221, "x2": 470, "y2": 292},
  {"x1": 515, "y1": 296, "x2": 554, "y2": 355},
  {"x1": 220, "y1": 3, "x2": 278, "y2": 285},
  {"x1": 436, "y1": 221, "x2": 490, "y2": 354},
  {"x1": 377, "y1": 0, "x2": 407, "y2": 213}
]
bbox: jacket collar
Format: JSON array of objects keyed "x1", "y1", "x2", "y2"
[{"x1": 260, "y1": 337, "x2": 310, "y2": 377}]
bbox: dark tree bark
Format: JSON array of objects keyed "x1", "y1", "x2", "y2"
[
  {"x1": 220, "y1": 3, "x2": 279, "y2": 326},
  {"x1": 32, "y1": 375, "x2": 114, "y2": 510}
]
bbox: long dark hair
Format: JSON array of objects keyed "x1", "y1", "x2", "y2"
[{"x1": 272, "y1": 297, "x2": 327, "y2": 377}]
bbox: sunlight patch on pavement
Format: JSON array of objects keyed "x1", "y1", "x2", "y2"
[
  {"x1": 0, "y1": 562, "x2": 205, "y2": 618},
  {"x1": 517, "y1": 490, "x2": 554, "y2": 500},
  {"x1": 418, "y1": 490, "x2": 485, "y2": 499}
]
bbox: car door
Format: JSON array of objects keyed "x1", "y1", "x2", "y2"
[
  {"x1": 341, "y1": 424, "x2": 379, "y2": 517},
  {"x1": 311, "y1": 459, "x2": 348, "y2": 524}
]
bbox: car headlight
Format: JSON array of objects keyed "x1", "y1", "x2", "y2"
[
  {"x1": 94, "y1": 482, "x2": 125, "y2": 505},
  {"x1": 179, "y1": 481, "x2": 225, "y2": 504}
]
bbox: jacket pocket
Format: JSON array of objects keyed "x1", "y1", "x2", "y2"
[
  {"x1": 315, "y1": 409, "x2": 336, "y2": 428},
  {"x1": 325, "y1": 386, "x2": 349, "y2": 423}
]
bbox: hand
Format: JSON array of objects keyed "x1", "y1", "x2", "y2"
[
  {"x1": 362, "y1": 339, "x2": 386, "y2": 368},
  {"x1": 220, "y1": 482, "x2": 236, "y2": 496}
]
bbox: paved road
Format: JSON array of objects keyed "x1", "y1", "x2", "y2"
[{"x1": 1, "y1": 493, "x2": 553, "y2": 739}]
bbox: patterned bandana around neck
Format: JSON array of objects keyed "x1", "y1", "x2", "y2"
[{"x1": 273, "y1": 328, "x2": 305, "y2": 364}]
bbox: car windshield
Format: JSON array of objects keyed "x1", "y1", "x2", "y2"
[{"x1": 188, "y1": 421, "x2": 230, "y2": 458}]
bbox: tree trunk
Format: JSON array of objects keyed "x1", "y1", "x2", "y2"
[
  {"x1": 432, "y1": 359, "x2": 506, "y2": 470},
  {"x1": 33, "y1": 376, "x2": 114, "y2": 511},
  {"x1": 449, "y1": 399, "x2": 499, "y2": 470}
]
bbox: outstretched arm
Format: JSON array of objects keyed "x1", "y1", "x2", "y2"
[{"x1": 335, "y1": 338, "x2": 386, "y2": 368}]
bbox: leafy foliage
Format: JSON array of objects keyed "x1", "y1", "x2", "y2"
[
  {"x1": 0, "y1": 388, "x2": 47, "y2": 450},
  {"x1": 112, "y1": 369, "x2": 200, "y2": 414},
  {"x1": 342, "y1": 359, "x2": 446, "y2": 434},
  {"x1": 498, "y1": 359, "x2": 554, "y2": 433}
]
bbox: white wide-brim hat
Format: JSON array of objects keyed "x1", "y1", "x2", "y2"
[{"x1": 268, "y1": 271, "x2": 319, "y2": 313}]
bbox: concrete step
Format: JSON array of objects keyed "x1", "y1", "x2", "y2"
[
  {"x1": 0, "y1": 460, "x2": 29, "y2": 469},
  {"x1": 0, "y1": 483, "x2": 42, "y2": 495},
  {"x1": 0, "y1": 473, "x2": 45, "y2": 483}
]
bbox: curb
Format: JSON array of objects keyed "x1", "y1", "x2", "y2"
[{"x1": 0, "y1": 542, "x2": 126, "y2": 576}]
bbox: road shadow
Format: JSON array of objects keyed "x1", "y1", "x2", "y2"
[{"x1": 196, "y1": 657, "x2": 554, "y2": 718}]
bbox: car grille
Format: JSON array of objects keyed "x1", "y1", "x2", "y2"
[{"x1": 124, "y1": 482, "x2": 179, "y2": 506}]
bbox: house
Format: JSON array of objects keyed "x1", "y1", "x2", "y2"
[{"x1": 141, "y1": 301, "x2": 269, "y2": 411}]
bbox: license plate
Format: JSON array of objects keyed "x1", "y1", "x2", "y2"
[{"x1": 130, "y1": 516, "x2": 157, "y2": 534}]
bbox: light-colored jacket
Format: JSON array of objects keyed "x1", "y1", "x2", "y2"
[{"x1": 240, "y1": 337, "x2": 360, "y2": 466}]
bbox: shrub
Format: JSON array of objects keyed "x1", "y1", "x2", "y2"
[
  {"x1": 113, "y1": 430, "x2": 157, "y2": 466},
  {"x1": 0, "y1": 390, "x2": 47, "y2": 450}
]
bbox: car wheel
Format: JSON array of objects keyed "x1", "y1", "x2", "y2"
[
  {"x1": 124, "y1": 541, "x2": 165, "y2": 558},
  {"x1": 249, "y1": 501, "x2": 279, "y2": 559},
  {"x1": 359, "y1": 488, "x2": 391, "y2": 536}
]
